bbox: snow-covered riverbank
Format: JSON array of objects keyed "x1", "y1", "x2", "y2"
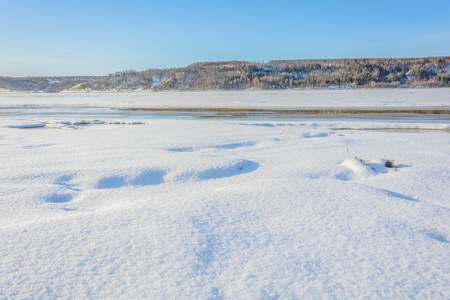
[
  {"x1": 1, "y1": 88, "x2": 450, "y2": 108},
  {"x1": 1, "y1": 91, "x2": 449, "y2": 298}
]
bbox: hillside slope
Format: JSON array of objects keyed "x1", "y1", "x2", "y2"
[
  {"x1": 67, "y1": 57, "x2": 450, "y2": 91},
  {"x1": 2, "y1": 57, "x2": 449, "y2": 92}
]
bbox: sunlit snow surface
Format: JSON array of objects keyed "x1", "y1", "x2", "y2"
[
  {"x1": 0, "y1": 90, "x2": 449, "y2": 298},
  {"x1": 1, "y1": 88, "x2": 450, "y2": 108}
]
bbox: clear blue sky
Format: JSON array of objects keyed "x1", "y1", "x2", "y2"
[{"x1": 1, "y1": 0, "x2": 449, "y2": 76}]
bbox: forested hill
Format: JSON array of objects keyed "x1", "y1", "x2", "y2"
[
  {"x1": 0, "y1": 76, "x2": 98, "y2": 93},
  {"x1": 2, "y1": 57, "x2": 450, "y2": 92}
]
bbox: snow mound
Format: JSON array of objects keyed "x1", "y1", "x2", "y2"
[
  {"x1": 339, "y1": 157, "x2": 397, "y2": 180},
  {"x1": 340, "y1": 158, "x2": 377, "y2": 180}
]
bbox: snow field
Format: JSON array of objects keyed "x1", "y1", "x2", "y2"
[
  {"x1": 1, "y1": 88, "x2": 450, "y2": 108},
  {"x1": 0, "y1": 118, "x2": 449, "y2": 298}
]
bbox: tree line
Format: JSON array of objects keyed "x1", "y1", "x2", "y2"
[
  {"x1": 2, "y1": 57, "x2": 449, "y2": 92},
  {"x1": 71, "y1": 57, "x2": 450, "y2": 91}
]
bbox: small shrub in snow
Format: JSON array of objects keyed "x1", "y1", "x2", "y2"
[
  {"x1": 385, "y1": 159, "x2": 395, "y2": 168},
  {"x1": 354, "y1": 157, "x2": 402, "y2": 172},
  {"x1": 385, "y1": 159, "x2": 402, "y2": 170},
  {"x1": 354, "y1": 157, "x2": 374, "y2": 169}
]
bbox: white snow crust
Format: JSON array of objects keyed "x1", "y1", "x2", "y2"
[
  {"x1": 0, "y1": 90, "x2": 449, "y2": 298},
  {"x1": 0, "y1": 88, "x2": 449, "y2": 108}
]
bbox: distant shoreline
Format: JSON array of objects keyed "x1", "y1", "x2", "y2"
[
  {"x1": 0, "y1": 85, "x2": 449, "y2": 94},
  {"x1": 2, "y1": 57, "x2": 449, "y2": 92}
]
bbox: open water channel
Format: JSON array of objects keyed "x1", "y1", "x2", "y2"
[{"x1": 1, "y1": 106, "x2": 449, "y2": 123}]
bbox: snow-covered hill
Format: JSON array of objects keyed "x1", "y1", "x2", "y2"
[{"x1": 2, "y1": 57, "x2": 449, "y2": 92}]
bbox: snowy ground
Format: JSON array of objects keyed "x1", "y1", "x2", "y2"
[
  {"x1": 0, "y1": 91, "x2": 449, "y2": 298},
  {"x1": 1, "y1": 88, "x2": 450, "y2": 108}
]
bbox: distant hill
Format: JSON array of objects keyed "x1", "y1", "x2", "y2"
[
  {"x1": 2, "y1": 57, "x2": 449, "y2": 92},
  {"x1": 0, "y1": 76, "x2": 98, "y2": 92}
]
